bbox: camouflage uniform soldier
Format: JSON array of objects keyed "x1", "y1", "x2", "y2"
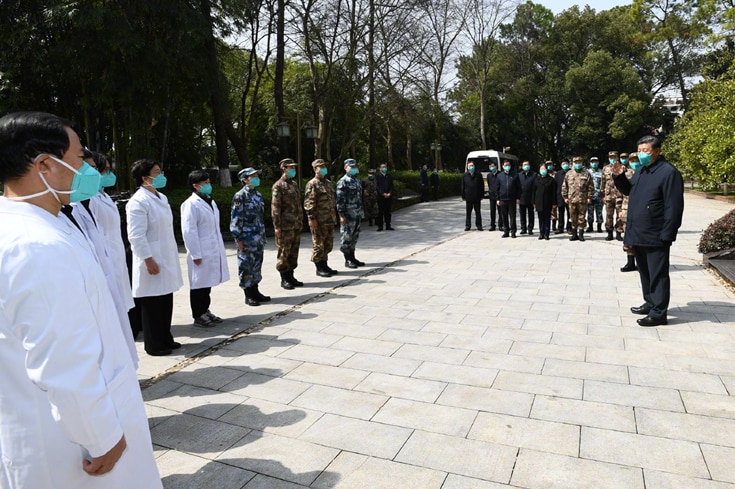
[
  {"x1": 336, "y1": 158, "x2": 365, "y2": 269},
  {"x1": 619, "y1": 153, "x2": 638, "y2": 272},
  {"x1": 231, "y1": 168, "x2": 271, "y2": 306},
  {"x1": 304, "y1": 159, "x2": 339, "y2": 278},
  {"x1": 601, "y1": 151, "x2": 621, "y2": 241},
  {"x1": 272, "y1": 158, "x2": 304, "y2": 290},
  {"x1": 586, "y1": 156, "x2": 603, "y2": 233},
  {"x1": 361, "y1": 169, "x2": 378, "y2": 226},
  {"x1": 562, "y1": 156, "x2": 594, "y2": 241},
  {"x1": 614, "y1": 152, "x2": 629, "y2": 241}
]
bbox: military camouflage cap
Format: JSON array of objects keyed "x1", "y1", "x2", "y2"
[
  {"x1": 238, "y1": 167, "x2": 260, "y2": 180},
  {"x1": 608, "y1": 151, "x2": 619, "y2": 157},
  {"x1": 279, "y1": 158, "x2": 297, "y2": 169},
  {"x1": 590, "y1": 156, "x2": 599, "y2": 162},
  {"x1": 620, "y1": 152, "x2": 629, "y2": 158},
  {"x1": 311, "y1": 159, "x2": 326, "y2": 169},
  {"x1": 344, "y1": 158, "x2": 357, "y2": 167}
]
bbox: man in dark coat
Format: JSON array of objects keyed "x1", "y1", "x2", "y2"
[
  {"x1": 613, "y1": 135, "x2": 684, "y2": 327},
  {"x1": 495, "y1": 160, "x2": 521, "y2": 238},
  {"x1": 460, "y1": 161, "x2": 484, "y2": 231},
  {"x1": 554, "y1": 160, "x2": 570, "y2": 234},
  {"x1": 485, "y1": 163, "x2": 501, "y2": 231},
  {"x1": 375, "y1": 163, "x2": 394, "y2": 231},
  {"x1": 517, "y1": 161, "x2": 536, "y2": 235}
]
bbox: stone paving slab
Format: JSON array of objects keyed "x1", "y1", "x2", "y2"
[{"x1": 138, "y1": 193, "x2": 735, "y2": 488}]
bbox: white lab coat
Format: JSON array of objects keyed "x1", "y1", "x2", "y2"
[
  {"x1": 70, "y1": 201, "x2": 138, "y2": 368},
  {"x1": 180, "y1": 193, "x2": 230, "y2": 289},
  {"x1": 126, "y1": 187, "x2": 183, "y2": 298},
  {"x1": 0, "y1": 197, "x2": 162, "y2": 489},
  {"x1": 88, "y1": 191, "x2": 135, "y2": 312}
]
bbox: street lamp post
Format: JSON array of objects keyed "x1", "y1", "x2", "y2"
[
  {"x1": 430, "y1": 142, "x2": 442, "y2": 170},
  {"x1": 276, "y1": 121, "x2": 290, "y2": 160},
  {"x1": 294, "y1": 113, "x2": 318, "y2": 187}
]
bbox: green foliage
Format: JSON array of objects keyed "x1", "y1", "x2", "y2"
[
  {"x1": 664, "y1": 73, "x2": 735, "y2": 189},
  {"x1": 698, "y1": 208, "x2": 735, "y2": 254}
]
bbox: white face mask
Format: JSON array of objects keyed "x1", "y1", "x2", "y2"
[{"x1": 8, "y1": 154, "x2": 84, "y2": 204}]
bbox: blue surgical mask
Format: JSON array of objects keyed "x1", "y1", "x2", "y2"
[
  {"x1": 503, "y1": 166, "x2": 511, "y2": 173},
  {"x1": 11, "y1": 155, "x2": 102, "y2": 204},
  {"x1": 523, "y1": 165, "x2": 530, "y2": 172},
  {"x1": 381, "y1": 167, "x2": 388, "y2": 174},
  {"x1": 249, "y1": 176, "x2": 261, "y2": 187},
  {"x1": 574, "y1": 163, "x2": 583, "y2": 171},
  {"x1": 198, "y1": 183, "x2": 213, "y2": 195},
  {"x1": 609, "y1": 159, "x2": 617, "y2": 164},
  {"x1": 489, "y1": 166, "x2": 496, "y2": 173},
  {"x1": 540, "y1": 169, "x2": 548, "y2": 177},
  {"x1": 561, "y1": 164, "x2": 569, "y2": 171},
  {"x1": 620, "y1": 159, "x2": 628, "y2": 165},
  {"x1": 638, "y1": 152, "x2": 653, "y2": 166},
  {"x1": 630, "y1": 161, "x2": 641, "y2": 171},
  {"x1": 99, "y1": 171, "x2": 117, "y2": 190},
  {"x1": 468, "y1": 165, "x2": 475, "y2": 173},
  {"x1": 286, "y1": 168, "x2": 297, "y2": 178},
  {"x1": 318, "y1": 167, "x2": 328, "y2": 176},
  {"x1": 145, "y1": 173, "x2": 167, "y2": 189},
  {"x1": 349, "y1": 167, "x2": 358, "y2": 176},
  {"x1": 547, "y1": 164, "x2": 553, "y2": 171},
  {"x1": 591, "y1": 162, "x2": 599, "y2": 169}
]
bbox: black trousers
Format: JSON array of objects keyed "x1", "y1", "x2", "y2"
[
  {"x1": 537, "y1": 207, "x2": 552, "y2": 237},
  {"x1": 376, "y1": 196, "x2": 392, "y2": 227},
  {"x1": 557, "y1": 201, "x2": 570, "y2": 230},
  {"x1": 465, "y1": 200, "x2": 482, "y2": 228},
  {"x1": 634, "y1": 245, "x2": 671, "y2": 319},
  {"x1": 519, "y1": 204, "x2": 534, "y2": 232},
  {"x1": 488, "y1": 198, "x2": 498, "y2": 227},
  {"x1": 190, "y1": 287, "x2": 212, "y2": 319},
  {"x1": 499, "y1": 200, "x2": 517, "y2": 233},
  {"x1": 431, "y1": 186, "x2": 438, "y2": 200},
  {"x1": 135, "y1": 293, "x2": 175, "y2": 353}
]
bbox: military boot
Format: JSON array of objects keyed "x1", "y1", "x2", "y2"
[
  {"x1": 586, "y1": 222, "x2": 593, "y2": 233},
  {"x1": 616, "y1": 231, "x2": 623, "y2": 241},
  {"x1": 570, "y1": 229, "x2": 579, "y2": 241},
  {"x1": 579, "y1": 228, "x2": 586, "y2": 242},
  {"x1": 288, "y1": 270, "x2": 304, "y2": 287},
  {"x1": 253, "y1": 285, "x2": 271, "y2": 302},
  {"x1": 280, "y1": 271, "x2": 295, "y2": 290},
  {"x1": 316, "y1": 261, "x2": 332, "y2": 277},
  {"x1": 344, "y1": 253, "x2": 359, "y2": 269},
  {"x1": 620, "y1": 255, "x2": 637, "y2": 272},
  {"x1": 324, "y1": 260, "x2": 339, "y2": 275},
  {"x1": 606, "y1": 230, "x2": 614, "y2": 241},
  {"x1": 597, "y1": 223, "x2": 602, "y2": 233},
  {"x1": 350, "y1": 253, "x2": 366, "y2": 267},
  {"x1": 244, "y1": 287, "x2": 260, "y2": 306}
]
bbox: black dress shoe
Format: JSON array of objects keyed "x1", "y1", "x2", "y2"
[
  {"x1": 386, "y1": 226, "x2": 395, "y2": 230},
  {"x1": 169, "y1": 341, "x2": 182, "y2": 349},
  {"x1": 637, "y1": 315, "x2": 667, "y2": 327},
  {"x1": 502, "y1": 232, "x2": 509, "y2": 238},
  {"x1": 477, "y1": 227, "x2": 483, "y2": 231},
  {"x1": 147, "y1": 349, "x2": 172, "y2": 357},
  {"x1": 464, "y1": 227, "x2": 470, "y2": 231},
  {"x1": 630, "y1": 305, "x2": 651, "y2": 315}
]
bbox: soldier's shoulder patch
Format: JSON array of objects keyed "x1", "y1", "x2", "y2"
[{"x1": 233, "y1": 197, "x2": 242, "y2": 206}]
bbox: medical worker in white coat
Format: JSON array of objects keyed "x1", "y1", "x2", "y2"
[
  {"x1": 0, "y1": 111, "x2": 162, "y2": 489},
  {"x1": 126, "y1": 158, "x2": 183, "y2": 356},
  {"x1": 181, "y1": 169, "x2": 230, "y2": 327},
  {"x1": 88, "y1": 151, "x2": 137, "y2": 339},
  {"x1": 70, "y1": 150, "x2": 138, "y2": 367}
]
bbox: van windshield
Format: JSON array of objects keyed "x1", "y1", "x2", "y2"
[{"x1": 468, "y1": 157, "x2": 500, "y2": 173}]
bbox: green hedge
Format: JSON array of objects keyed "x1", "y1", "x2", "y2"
[
  {"x1": 699, "y1": 207, "x2": 735, "y2": 254},
  {"x1": 392, "y1": 170, "x2": 462, "y2": 200}
]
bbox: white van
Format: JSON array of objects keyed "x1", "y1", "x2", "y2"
[{"x1": 465, "y1": 150, "x2": 519, "y2": 196}]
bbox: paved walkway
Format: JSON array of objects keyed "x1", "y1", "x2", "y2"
[{"x1": 140, "y1": 193, "x2": 735, "y2": 489}]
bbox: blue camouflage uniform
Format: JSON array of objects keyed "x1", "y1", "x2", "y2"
[
  {"x1": 230, "y1": 185, "x2": 266, "y2": 288},
  {"x1": 587, "y1": 166, "x2": 604, "y2": 227},
  {"x1": 336, "y1": 172, "x2": 364, "y2": 254}
]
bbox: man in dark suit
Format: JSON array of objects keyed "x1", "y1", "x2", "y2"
[
  {"x1": 613, "y1": 135, "x2": 684, "y2": 327},
  {"x1": 461, "y1": 161, "x2": 484, "y2": 231},
  {"x1": 517, "y1": 161, "x2": 536, "y2": 235},
  {"x1": 375, "y1": 163, "x2": 394, "y2": 231}
]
